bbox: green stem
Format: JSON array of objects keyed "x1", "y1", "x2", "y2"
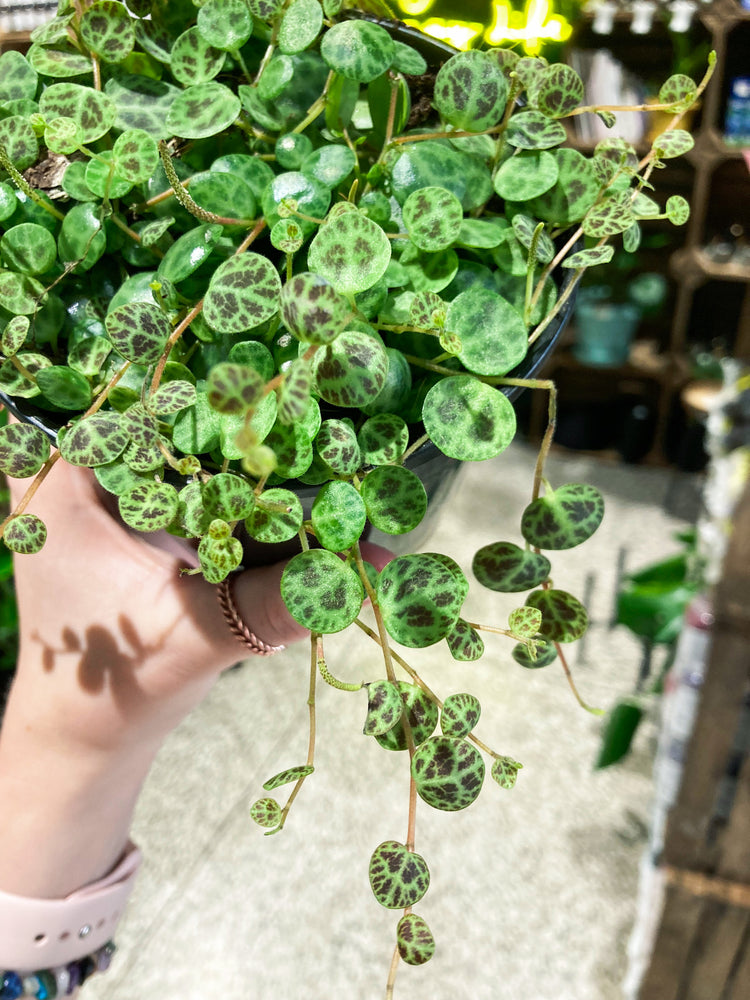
[
  {"x1": 273, "y1": 635, "x2": 318, "y2": 833},
  {"x1": 555, "y1": 642, "x2": 604, "y2": 716},
  {"x1": 316, "y1": 634, "x2": 361, "y2": 691}
]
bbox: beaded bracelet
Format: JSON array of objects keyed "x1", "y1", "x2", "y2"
[{"x1": 1, "y1": 942, "x2": 114, "y2": 999}]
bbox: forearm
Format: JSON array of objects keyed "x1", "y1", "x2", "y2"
[{"x1": 0, "y1": 677, "x2": 156, "y2": 899}]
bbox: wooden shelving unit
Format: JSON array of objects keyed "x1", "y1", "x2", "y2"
[{"x1": 533, "y1": 0, "x2": 750, "y2": 465}]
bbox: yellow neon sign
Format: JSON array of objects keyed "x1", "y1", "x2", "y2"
[{"x1": 397, "y1": 0, "x2": 573, "y2": 54}]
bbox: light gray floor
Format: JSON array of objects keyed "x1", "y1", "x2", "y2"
[{"x1": 85, "y1": 442, "x2": 694, "y2": 1000}]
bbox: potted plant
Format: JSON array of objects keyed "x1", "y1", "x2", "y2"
[{"x1": 0, "y1": 1, "x2": 712, "y2": 991}]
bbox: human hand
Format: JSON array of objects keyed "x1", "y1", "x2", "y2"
[{"x1": 0, "y1": 457, "x2": 391, "y2": 896}]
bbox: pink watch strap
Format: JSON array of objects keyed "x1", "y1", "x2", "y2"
[{"x1": 0, "y1": 840, "x2": 141, "y2": 970}]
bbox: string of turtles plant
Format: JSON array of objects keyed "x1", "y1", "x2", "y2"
[{"x1": 0, "y1": 1, "x2": 713, "y2": 992}]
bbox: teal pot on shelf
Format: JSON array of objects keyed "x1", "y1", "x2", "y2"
[{"x1": 573, "y1": 287, "x2": 641, "y2": 367}]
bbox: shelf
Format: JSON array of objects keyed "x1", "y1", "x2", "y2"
[{"x1": 671, "y1": 246, "x2": 750, "y2": 284}]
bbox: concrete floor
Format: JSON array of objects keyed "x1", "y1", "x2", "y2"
[{"x1": 85, "y1": 441, "x2": 694, "y2": 1000}]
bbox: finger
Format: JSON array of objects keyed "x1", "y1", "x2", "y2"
[{"x1": 359, "y1": 541, "x2": 395, "y2": 573}]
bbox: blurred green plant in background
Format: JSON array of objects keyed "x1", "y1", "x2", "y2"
[{"x1": 0, "y1": 408, "x2": 18, "y2": 674}]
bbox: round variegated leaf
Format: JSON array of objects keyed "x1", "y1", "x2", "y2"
[
  {"x1": 0, "y1": 352, "x2": 50, "y2": 398},
  {"x1": 561, "y1": 246, "x2": 615, "y2": 269},
  {"x1": 150, "y1": 380, "x2": 196, "y2": 416},
  {"x1": 263, "y1": 764, "x2": 314, "y2": 790},
  {"x1": 277, "y1": 360, "x2": 313, "y2": 425},
  {"x1": 311, "y1": 481, "x2": 366, "y2": 552},
  {"x1": 280, "y1": 272, "x2": 351, "y2": 345},
  {"x1": 170, "y1": 26, "x2": 225, "y2": 86},
  {"x1": 112, "y1": 128, "x2": 159, "y2": 183},
  {"x1": 377, "y1": 554, "x2": 463, "y2": 648},
  {"x1": 261, "y1": 171, "x2": 331, "y2": 235},
  {"x1": 441, "y1": 693, "x2": 481, "y2": 738},
  {"x1": 83, "y1": 151, "x2": 133, "y2": 199},
  {"x1": 363, "y1": 680, "x2": 403, "y2": 737},
  {"x1": 281, "y1": 549, "x2": 363, "y2": 633},
  {"x1": 118, "y1": 481, "x2": 179, "y2": 533},
  {"x1": 422, "y1": 376, "x2": 517, "y2": 462},
  {"x1": 206, "y1": 362, "x2": 264, "y2": 415},
  {"x1": 198, "y1": 523, "x2": 243, "y2": 583},
  {"x1": 494, "y1": 149, "x2": 558, "y2": 202},
  {"x1": 1, "y1": 224, "x2": 56, "y2": 277},
  {"x1": 434, "y1": 50, "x2": 508, "y2": 131},
  {"x1": 245, "y1": 488, "x2": 303, "y2": 544},
  {"x1": 666, "y1": 195, "x2": 690, "y2": 226},
  {"x1": 491, "y1": 756, "x2": 523, "y2": 789},
  {"x1": 409, "y1": 290, "x2": 446, "y2": 331},
  {"x1": 38, "y1": 83, "x2": 116, "y2": 143},
  {"x1": 197, "y1": 0, "x2": 253, "y2": 51},
  {"x1": 525, "y1": 588, "x2": 588, "y2": 643},
  {"x1": 0, "y1": 423, "x2": 50, "y2": 478},
  {"x1": 315, "y1": 419, "x2": 361, "y2": 476},
  {"x1": 361, "y1": 465, "x2": 427, "y2": 536},
  {"x1": 105, "y1": 302, "x2": 171, "y2": 365},
  {"x1": 0, "y1": 50, "x2": 38, "y2": 101},
  {"x1": 203, "y1": 254, "x2": 281, "y2": 335},
  {"x1": 36, "y1": 366, "x2": 92, "y2": 410},
  {"x1": 311, "y1": 330, "x2": 388, "y2": 408},
  {"x1": 402, "y1": 186, "x2": 463, "y2": 253},
  {"x1": 374, "y1": 681, "x2": 439, "y2": 751},
  {"x1": 105, "y1": 71, "x2": 180, "y2": 139},
  {"x1": 397, "y1": 913, "x2": 435, "y2": 967},
  {"x1": 512, "y1": 637, "x2": 557, "y2": 668},
  {"x1": 3, "y1": 513, "x2": 46, "y2": 554},
  {"x1": 581, "y1": 190, "x2": 634, "y2": 238},
  {"x1": 302, "y1": 144, "x2": 357, "y2": 188},
  {"x1": 447, "y1": 287, "x2": 528, "y2": 377},
  {"x1": 278, "y1": 0, "x2": 323, "y2": 55},
  {"x1": 411, "y1": 736, "x2": 485, "y2": 812},
  {"x1": 446, "y1": 619, "x2": 484, "y2": 661},
  {"x1": 80, "y1": 1, "x2": 135, "y2": 63},
  {"x1": 1, "y1": 315, "x2": 29, "y2": 357},
  {"x1": 536, "y1": 64, "x2": 584, "y2": 118},
  {"x1": 368, "y1": 841, "x2": 430, "y2": 910},
  {"x1": 264, "y1": 420, "x2": 313, "y2": 478},
  {"x1": 472, "y1": 541, "x2": 550, "y2": 592},
  {"x1": 651, "y1": 129, "x2": 694, "y2": 159},
  {"x1": 658, "y1": 73, "x2": 697, "y2": 112},
  {"x1": 121, "y1": 437, "x2": 165, "y2": 474},
  {"x1": 157, "y1": 224, "x2": 223, "y2": 285},
  {"x1": 391, "y1": 41, "x2": 426, "y2": 76},
  {"x1": 521, "y1": 483, "x2": 604, "y2": 550},
  {"x1": 623, "y1": 223, "x2": 641, "y2": 254},
  {"x1": 43, "y1": 116, "x2": 82, "y2": 155},
  {"x1": 203, "y1": 473, "x2": 256, "y2": 521},
  {"x1": 508, "y1": 605, "x2": 542, "y2": 639},
  {"x1": 270, "y1": 219, "x2": 304, "y2": 253},
  {"x1": 165, "y1": 82, "x2": 240, "y2": 140},
  {"x1": 0, "y1": 270, "x2": 47, "y2": 315},
  {"x1": 94, "y1": 460, "x2": 149, "y2": 498},
  {"x1": 505, "y1": 111, "x2": 566, "y2": 150},
  {"x1": 308, "y1": 211, "x2": 391, "y2": 295},
  {"x1": 0, "y1": 116, "x2": 38, "y2": 170},
  {"x1": 358, "y1": 414, "x2": 408, "y2": 466},
  {"x1": 27, "y1": 42, "x2": 91, "y2": 79},
  {"x1": 320, "y1": 20, "x2": 394, "y2": 83},
  {"x1": 60, "y1": 413, "x2": 128, "y2": 467},
  {"x1": 250, "y1": 797, "x2": 281, "y2": 829}
]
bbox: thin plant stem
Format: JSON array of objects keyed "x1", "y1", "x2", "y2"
[
  {"x1": 384, "y1": 943, "x2": 401, "y2": 1000},
  {"x1": 149, "y1": 300, "x2": 204, "y2": 398},
  {"x1": 353, "y1": 542, "x2": 396, "y2": 684},
  {"x1": 274, "y1": 635, "x2": 318, "y2": 833},
  {"x1": 400, "y1": 433, "x2": 429, "y2": 465},
  {"x1": 555, "y1": 642, "x2": 604, "y2": 716}
]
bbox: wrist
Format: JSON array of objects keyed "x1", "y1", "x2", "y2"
[{"x1": 0, "y1": 687, "x2": 155, "y2": 898}]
